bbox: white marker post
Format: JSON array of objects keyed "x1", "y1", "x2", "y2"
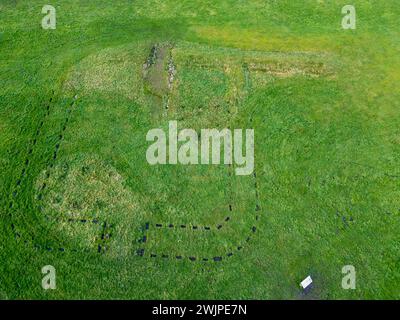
[{"x1": 300, "y1": 276, "x2": 313, "y2": 290}]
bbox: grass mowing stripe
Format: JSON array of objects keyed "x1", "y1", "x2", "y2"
[{"x1": 7, "y1": 91, "x2": 56, "y2": 241}]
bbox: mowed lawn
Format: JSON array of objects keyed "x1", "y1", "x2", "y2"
[{"x1": 0, "y1": 1, "x2": 399, "y2": 299}]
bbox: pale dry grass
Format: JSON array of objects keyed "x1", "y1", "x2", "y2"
[
  {"x1": 65, "y1": 45, "x2": 147, "y2": 103},
  {"x1": 35, "y1": 155, "x2": 142, "y2": 253}
]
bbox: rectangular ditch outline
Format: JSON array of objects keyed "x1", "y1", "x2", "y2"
[
  {"x1": 135, "y1": 59, "x2": 261, "y2": 262},
  {"x1": 7, "y1": 92, "x2": 56, "y2": 239}
]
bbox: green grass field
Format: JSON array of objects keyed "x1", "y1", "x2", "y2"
[{"x1": 1, "y1": 1, "x2": 399, "y2": 299}]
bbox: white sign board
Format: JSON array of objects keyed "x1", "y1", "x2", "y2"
[{"x1": 300, "y1": 276, "x2": 313, "y2": 289}]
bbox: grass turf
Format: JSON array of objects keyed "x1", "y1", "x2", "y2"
[{"x1": 0, "y1": 1, "x2": 399, "y2": 299}]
